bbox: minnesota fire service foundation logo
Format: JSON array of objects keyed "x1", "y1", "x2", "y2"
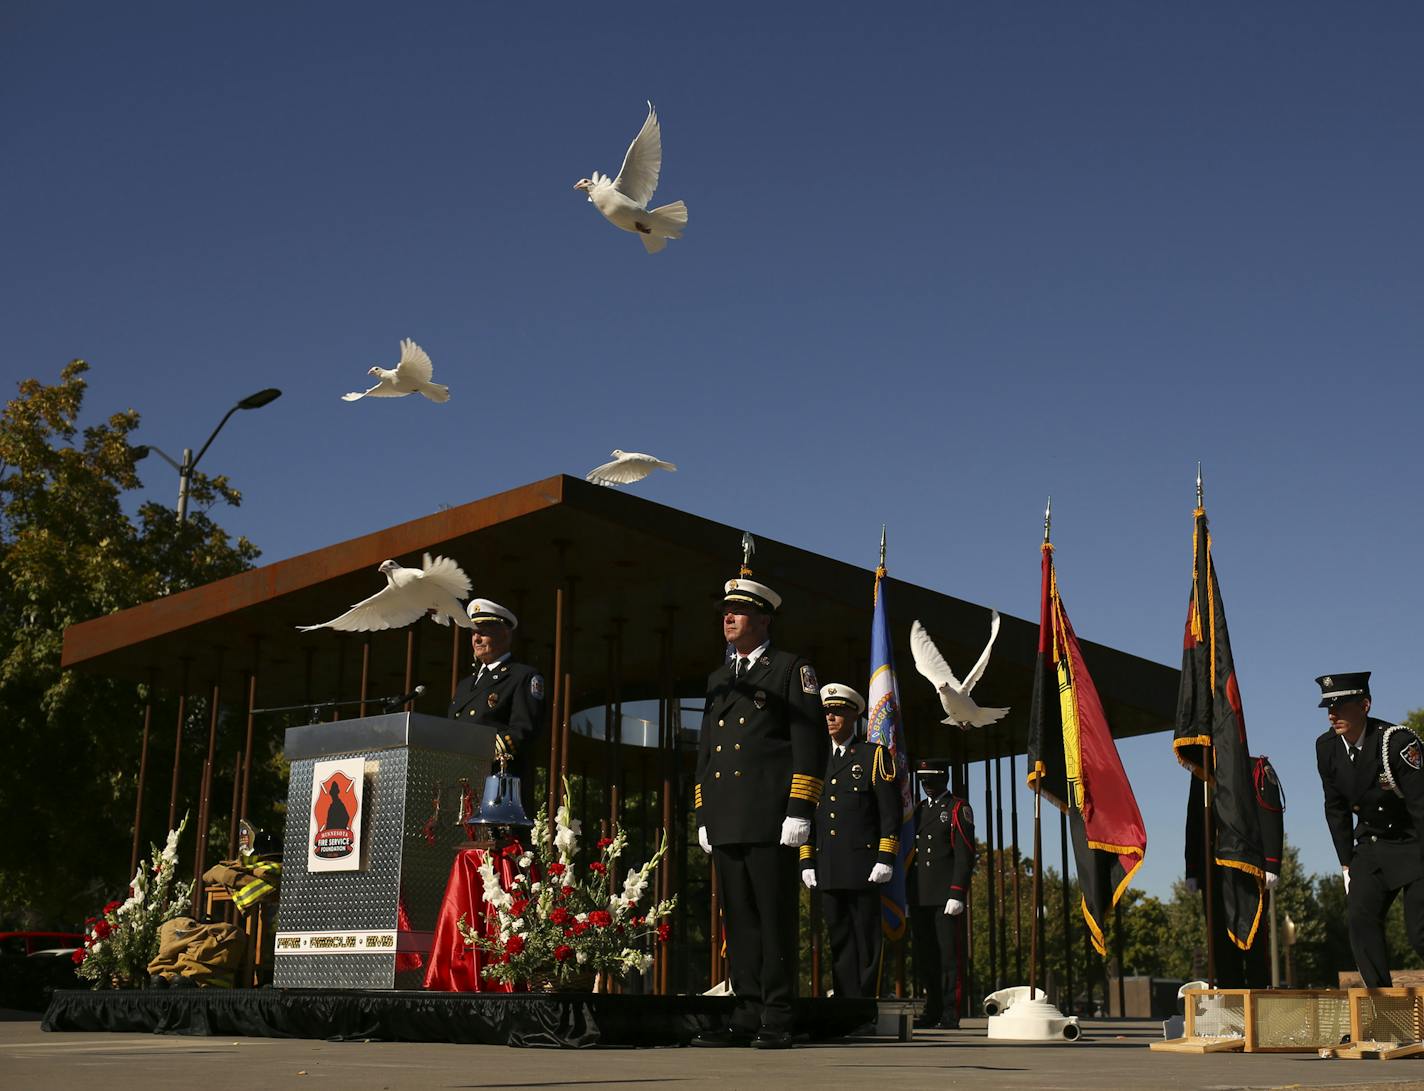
[{"x1": 313, "y1": 769, "x2": 359, "y2": 860}]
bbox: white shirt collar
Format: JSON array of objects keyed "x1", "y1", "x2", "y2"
[
  {"x1": 735, "y1": 640, "x2": 770, "y2": 668},
  {"x1": 478, "y1": 652, "x2": 512, "y2": 675}
]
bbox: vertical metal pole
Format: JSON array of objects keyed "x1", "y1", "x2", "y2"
[
  {"x1": 129, "y1": 673, "x2": 155, "y2": 880},
  {"x1": 1059, "y1": 807, "x2": 1073, "y2": 1009},
  {"x1": 403, "y1": 628, "x2": 417, "y2": 709},
  {"x1": 1009, "y1": 734, "x2": 1023, "y2": 983},
  {"x1": 983, "y1": 752, "x2": 998, "y2": 989},
  {"x1": 227, "y1": 749, "x2": 242, "y2": 860},
  {"x1": 559, "y1": 672, "x2": 572, "y2": 791},
  {"x1": 994, "y1": 751, "x2": 1006, "y2": 989},
  {"x1": 1029, "y1": 785, "x2": 1041, "y2": 999},
  {"x1": 1268, "y1": 890, "x2": 1280, "y2": 987},
  {"x1": 1113, "y1": 898, "x2": 1127, "y2": 1016},
  {"x1": 193, "y1": 675, "x2": 222, "y2": 912},
  {"x1": 167, "y1": 659, "x2": 192, "y2": 830},
  {"x1": 449, "y1": 625, "x2": 462, "y2": 703},
  {"x1": 547, "y1": 586, "x2": 565, "y2": 818},
  {"x1": 1203, "y1": 766, "x2": 1218, "y2": 987},
  {"x1": 331, "y1": 636, "x2": 346, "y2": 722},
  {"x1": 238, "y1": 663, "x2": 257, "y2": 822},
  {"x1": 358, "y1": 637, "x2": 371, "y2": 718}
]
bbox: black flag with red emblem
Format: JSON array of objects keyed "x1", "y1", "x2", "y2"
[{"x1": 1173, "y1": 505, "x2": 1265, "y2": 952}]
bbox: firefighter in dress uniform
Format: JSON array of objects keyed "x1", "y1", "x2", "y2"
[
  {"x1": 799, "y1": 683, "x2": 900, "y2": 998},
  {"x1": 1185, "y1": 754, "x2": 1285, "y2": 987},
  {"x1": 447, "y1": 599, "x2": 545, "y2": 806},
  {"x1": 907, "y1": 758, "x2": 976, "y2": 1030},
  {"x1": 1315, "y1": 671, "x2": 1424, "y2": 987},
  {"x1": 692, "y1": 576, "x2": 826, "y2": 1050}
]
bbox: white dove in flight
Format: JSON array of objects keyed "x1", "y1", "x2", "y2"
[
  {"x1": 342, "y1": 339, "x2": 450, "y2": 403},
  {"x1": 585, "y1": 449, "x2": 678, "y2": 487},
  {"x1": 573, "y1": 102, "x2": 688, "y2": 254},
  {"x1": 299, "y1": 554, "x2": 475, "y2": 632},
  {"x1": 909, "y1": 612, "x2": 1010, "y2": 729}
]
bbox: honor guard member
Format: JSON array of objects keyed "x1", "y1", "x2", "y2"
[
  {"x1": 1186, "y1": 754, "x2": 1285, "y2": 987},
  {"x1": 692, "y1": 576, "x2": 826, "y2": 1049},
  {"x1": 907, "y1": 758, "x2": 976, "y2": 1030},
  {"x1": 1315, "y1": 672, "x2": 1424, "y2": 987},
  {"x1": 799, "y1": 683, "x2": 900, "y2": 999},
  {"x1": 448, "y1": 599, "x2": 545, "y2": 800}
]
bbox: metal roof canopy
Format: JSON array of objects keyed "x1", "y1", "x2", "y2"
[{"x1": 61, "y1": 475, "x2": 1178, "y2": 763}]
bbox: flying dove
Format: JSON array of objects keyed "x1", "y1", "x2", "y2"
[
  {"x1": 299, "y1": 554, "x2": 475, "y2": 632},
  {"x1": 342, "y1": 339, "x2": 450, "y2": 402},
  {"x1": 585, "y1": 449, "x2": 677, "y2": 487},
  {"x1": 573, "y1": 102, "x2": 688, "y2": 254},
  {"x1": 909, "y1": 612, "x2": 1010, "y2": 729}
]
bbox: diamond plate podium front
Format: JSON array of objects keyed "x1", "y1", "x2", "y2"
[{"x1": 273, "y1": 713, "x2": 494, "y2": 989}]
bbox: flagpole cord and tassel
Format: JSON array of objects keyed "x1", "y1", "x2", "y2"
[
  {"x1": 1029, "y1": 498, "x2": 1049, "y2": 1000},
  {"x1": 1196, "y1": 466, "x2": 1218, "y2": 986}
]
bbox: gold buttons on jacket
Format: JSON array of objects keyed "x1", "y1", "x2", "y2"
[
  {"x1": 716, "y1": 745, "x2": 722, "y2": 752},
  {"x1": 718, "y1": 719, "x2": 725, "y2": 727},
  {"x1": 739, "y1": 717, "x2": 746, "y2": 725},
  {"x1": 715, "y1": 772, "x2": 722, "y2": 779},
  {"x1": 734, "y1": 770, "x2": 742, "y2": 777},
  {"x1": 734, "y1": 743, "x2": 741, "y2": 751}
]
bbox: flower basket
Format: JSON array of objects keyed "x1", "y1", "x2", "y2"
[
  {"x1": 75, "y1": 814, "x2": 195, "y2": 989},
  {"x1": 458, "y1": 780, "x2": 675, "y2": 991}
]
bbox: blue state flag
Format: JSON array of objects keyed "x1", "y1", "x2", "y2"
[{"x1": 866, "y1": 565, "x2": 913, "y2": 941}]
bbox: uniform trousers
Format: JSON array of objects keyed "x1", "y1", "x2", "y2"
[
  {"x1": 821, "y1": 887, "x2": 883, "y2": 998},
  {"x1": 910, "y1": 903, "x2": 962, "y2": 1023},
  {"x1": 712, "y1": 842, "x2": 797, "y2": 1032},
  {"x1": 1348, "y1": 843, "x2": 1424, "y2": 988}
]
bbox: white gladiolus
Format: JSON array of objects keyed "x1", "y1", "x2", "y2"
[
  {"x1": 518, "y1": 853, "x2": 533, "y2": 869},
  {"x1": 619, "y1": 867, "x2": 649, "y2": 906}
]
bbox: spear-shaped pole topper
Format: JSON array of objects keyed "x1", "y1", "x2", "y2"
[
  {"x1": 1196, "y1": 461, "x2": 1204, "y2": 509},
  {"x1": 879, "y1": 524, "x2": 887, "y2": 570},
  {"x1": 740, "y1": 531, "x2": 756, "y2": 577},
  {"x1": 1043, "y1": 496, "x2": 1052, "y2": 544}
]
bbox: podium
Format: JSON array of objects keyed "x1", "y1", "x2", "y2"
[{"x1": 273, "y1": 713, "x2": 493, "y2": 990}]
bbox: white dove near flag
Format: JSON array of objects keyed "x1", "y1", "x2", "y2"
[
  {"x1": 342, "y1": 339, "x2": 450, "y2": 403},
  {"x1": 585, "y1": 449, "x2": 677, "y2": 487},
  {"x1": 909, "y1": 612, "x2": 1010, "y2": 728},
  {"x1": 299, "y1": 554, "x2": 475, "y2": 632},
  {"x1": 573, "y1": 102, "x2": 688, "y2": 254}
]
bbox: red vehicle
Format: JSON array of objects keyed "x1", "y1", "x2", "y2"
[{"x1": 0, "y1": 931, "x2": 83, "y2": 957}]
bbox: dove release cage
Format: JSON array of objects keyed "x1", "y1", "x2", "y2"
[
  {"x1": 1153, "y1": 988, "x2": 1352, "y2": 1054},
  {"x1": 273, "y1": 713, "x2": 493, "y2": 989}
]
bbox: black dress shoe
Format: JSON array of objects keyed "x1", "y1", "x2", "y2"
[
  {"x1": 913, "y1": 1013, "x2": 942, "y2": 1030},
  {"x1": 751, "y1": 1030, "x2": 795, "y2": 1049},
  {"x1": 692, "y1": 1027, "x2": 755, "y2": 1047},
  {"x1": 937, "y1": 1018, "x2": 960, "y2": 1030}
]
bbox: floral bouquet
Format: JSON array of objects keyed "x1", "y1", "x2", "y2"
[
  {"x1": 74, "y1": 813, "x2": 194, "y2": 988},
  {"x1": 458, "y1": 785, "x2": 675, "y2": 989}
]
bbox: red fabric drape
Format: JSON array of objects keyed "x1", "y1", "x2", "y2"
[{"x1": 422, "y1": 846, "x2": 520, "y2": 992}]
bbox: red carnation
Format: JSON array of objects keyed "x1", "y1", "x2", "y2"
[
  {"x1": 597, "y1": 837, "x2": 614, "y2": 850},
  {"x1": 547, "y1": 862, "x2": 566, "y2": 877},
  {"x1": 501, "y1": 841, "x2": 522, "y2": 858},
  {"x1": 549, "y1": 907, "x2": 571, "y2": 925},
  {"x1": 505, "y1": 934, "x2": 525, "y2": 956},
  {"x1": 563, "y1": 927, "x2": 575, "y2": 938},
  {"x1": 509, "y1": 898, "x2": 528, "y2": 917},
  {"x1": 588, "y1": 861, "x2": 607, "y2": 875},
  {"x1": 572, "y1": 921, "x2": 591, "y2": 936},
  {"x1": 93, "y1": 920, "x2": 113, "y2": 940},
  {"x1": 70, "y1": 948, "x2": 85, "y2": 965},
  {"x1": 589, "y1": 910, "x2": 612, "y2": 928},
  {"x1": 554, "y1": 944, "x2": 575, "y2": 962},
  {"x1": 657, "y1": 921, "x2": 671, "y2": 943},
  {"x1": 561, "y1": 885, "x2": 574, "y2": 898},
  {"x1": 103, "y1": 900, "x2": 123, "y2": 913}
]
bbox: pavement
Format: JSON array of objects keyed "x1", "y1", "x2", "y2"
[{"x1": 6, "y1": 1009, "x2": 1424, "y2": 1091}]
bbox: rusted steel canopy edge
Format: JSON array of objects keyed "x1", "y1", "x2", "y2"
[{"x1": 59, "y1": 475, "x2": 1179, "y2": 762}]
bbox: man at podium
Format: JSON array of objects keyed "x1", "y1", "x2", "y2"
[{"x1": 448, "y1": 599, "x2": 545, "y2": 799}]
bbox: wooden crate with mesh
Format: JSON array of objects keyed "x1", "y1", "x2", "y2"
[
  {"x1": 1338, "y1": 988, "x2": 1424, "y2": 1060},
  {"x1": 1152, "y1": 988, "x2": 1351, "y2": 1054}
]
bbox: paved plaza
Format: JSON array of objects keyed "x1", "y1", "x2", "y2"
[{"x1": 7, "y1": 1009, "x2": 1424, "y2": 1091}]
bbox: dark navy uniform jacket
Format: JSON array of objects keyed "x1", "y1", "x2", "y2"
[
  {"x1": 907, "y1": 793, "x2": 976, "y2": 907},
  {"x1": 800, "y1": 739, "x2": 902, "y2": 890},
  {"x1": 449, "y1": 658, "x2": 545, "y2": 784},
  {"x1": 695, "y1": 645, "x2": 827, "y2": 846},
  {"x1": 1317, "y1": 718, "x2": 1424, "y2": 891}
]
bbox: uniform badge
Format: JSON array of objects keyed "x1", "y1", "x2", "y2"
[
  {"x1": 939, "y1": 809, "x2": 950, "y2": 824},
  {"x1": 487, "y1": 692, "x2": 500, "y2": 710},
  {"x1": 851, "y1": 763, "x2": 864, "y2": 781},
  {"x1": 754, "y1": 689, "x2": 767, "y2": 710},
  {"x1": 530, "y1": 674, "x2": 544, "y2": 700},
  {"x1": 800, "y1": 665, "x2": 819, "y2": 694},
  {"x1": 1264, "y1": 764, "x2": 1278, "y2": 785},
  {"x1": 1404, "y1": 740, "x2": 1423, "y2": 771}
]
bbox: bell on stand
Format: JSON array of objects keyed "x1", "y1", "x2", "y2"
[{"x1": 462, "y1": 735, "x2": 531, "y2": 848}]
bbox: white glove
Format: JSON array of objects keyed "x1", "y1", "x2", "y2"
[
  {"x1": 1265, "y1": 871, "x2": 1279, "y2": 890},
  {"x1": 779, "y1": 816, "x2": 811, "y2": 848},
  {"x1": 801, "y1": 868, "x2": 817, "y2": 890},
  {"x1": 868, "y1": 863, "x2": 893, "y2": 884},
  {"x1": 698, "y1": 826, "x2": 711, "y2": 855},
  {"x1": 1185, "y1": 877, "x2": 1199, "y2": 895},
  {"x1": 1343, "y1": 866, "x2": 1351, "y2": 894},
  {"x1": 944, "y1": 898, "x2": 964, "y2": 916}
]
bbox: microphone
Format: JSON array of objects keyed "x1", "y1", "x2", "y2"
[{"x1": 383, "y1": 684, "x2": 426, "y2": 711}]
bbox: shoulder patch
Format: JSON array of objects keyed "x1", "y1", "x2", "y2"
[
  {"x1": 1404, "y1": 739, "x2": 1423, "y2": 772},
  {"x1": 529, "y1": 674, "x2": 544, "y2": 701},
  {"x1": 958, "y1": 802, "x2": 973, "y2": 826},
  {"x1": 800, "y1": 664, "x2": 819, "y2": 694}
]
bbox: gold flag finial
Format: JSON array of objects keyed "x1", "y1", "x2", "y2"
[
  {"x1": 1196, "y1": 462, "x2": 1203, "y2": 509},
  {"x1": 740, "y1": 531, "x2": 756, "y2": 577},
  {"x1": 1043, "y1": 496, "x2": 1052, "y2": 544}
]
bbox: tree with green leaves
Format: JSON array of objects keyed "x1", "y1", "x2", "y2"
[{"x1": 0, "y1": 360, "x2": 259, "y2": 925}]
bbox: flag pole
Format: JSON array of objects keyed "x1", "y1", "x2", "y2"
[
  {"x1": 1196, "y1": 464, "x2": 1219, "y2": 987},
  {"x1": 1029, "y1": 498, "x2": 1050, "y2": 1001}
]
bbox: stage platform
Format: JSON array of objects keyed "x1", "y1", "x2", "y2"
[{"x1": 40, "y1": 988, "x2": 877, "y2": 1049}]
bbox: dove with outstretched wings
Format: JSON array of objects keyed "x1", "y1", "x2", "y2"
[
  {"x1": 909, "y1": 612, "x2": 1010, "y2": 728},
  {"x1": 585, "y1": 449, "x2": 677, "y2": 487},
  {"x1": 299, "y1": 554, "x2": 475, "y2": 632}
]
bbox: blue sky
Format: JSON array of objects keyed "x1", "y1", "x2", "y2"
[{"x1": 4, "y1": 3, "x2": 1423, "y2": 899}]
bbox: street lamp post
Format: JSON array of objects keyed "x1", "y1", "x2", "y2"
[{"x1": 134, "y1": 388, "x2": 281, "y2": 522}]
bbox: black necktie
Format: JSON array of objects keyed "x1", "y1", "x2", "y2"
[
  {"x1": 1350, "y1": 745, "x2": 1358, "y2": 763},
  {"x1": 735, "y1": 657, "x2": 748, "y2": 680}
]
